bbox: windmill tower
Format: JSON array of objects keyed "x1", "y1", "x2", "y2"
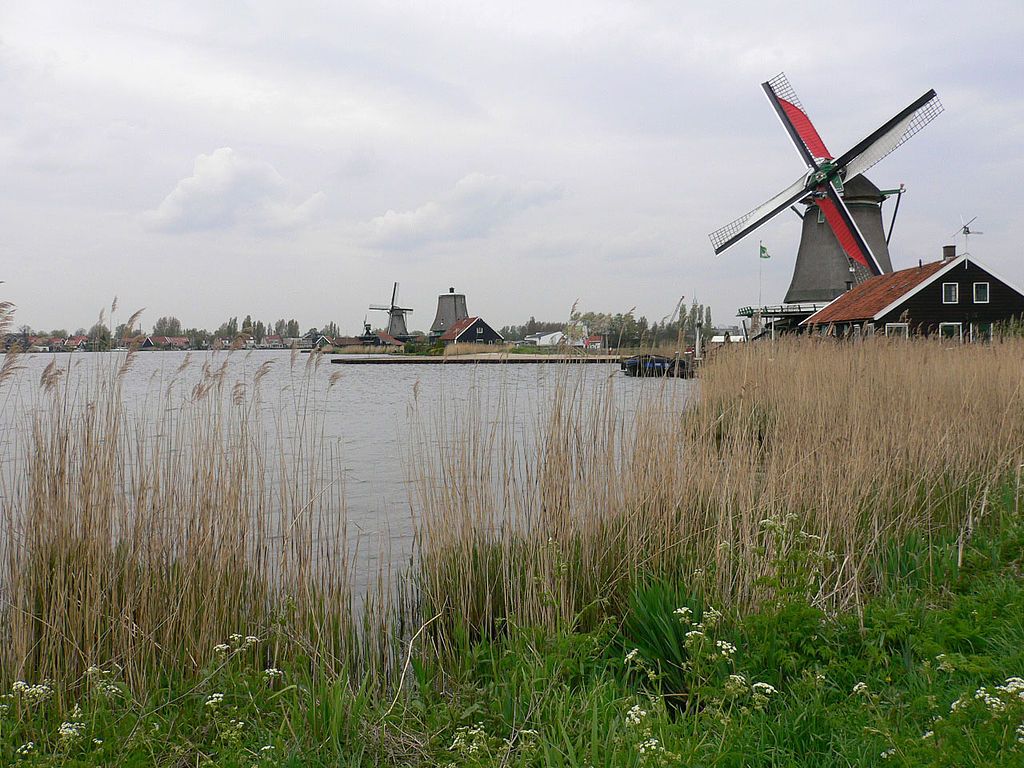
[
  {"x1": 709, "y1": 73, "x2": 943, "y2": 305},
  {"x1": 369, "y1": 282, "x2": 414, "y2": 339},
  {"x1": 430, "y1": 287, "x2": 469, "y2": 338}
]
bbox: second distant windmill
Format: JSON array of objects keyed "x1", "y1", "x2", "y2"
[{"x1": 369, "y1": 282, "x2": 414, "y2": 340}]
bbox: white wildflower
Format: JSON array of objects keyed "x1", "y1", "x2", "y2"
[
  {"x1": 229, "y1": 633, "x2": 243, "y2": 644},
  {"x1": 58, "y1": 720, "x2": 86, "y2": 743},
  {"x1": 673, "y1": 607, "x2": 693, "y2": 623},
  {"x1": 12, "y1": 680, "x2": 54, "y2": 705},
  {"x1": 213, "y1": 643, "x2": 230, "y2": 655},
  {"x1": 263, "y1": 667, "x2": 284, "y2": 680},
  {"x1": 1017, "y1": 723, "x2": 1024, "y2": 744},
  {"x1": 852, "y1": 682, "x2": 869, "y2": 696},
  {"x1": 16, "y1": 742, "x2": 34, "y2": 755},
  {"x1": 449, "y1": 723, "x2": 487, "y2": 755},
  {"x1": 244, "y1": 635, "x2": 258, "y2": 647},
  {"x1": 752, "y1": 682, "x2": 776, "y2": 695},
  {"x1": 881, "y1": 748, "x2": 896, "y2": 759},
  {"x1": 636, "y1": 736, "x2": 667, "y2": 764},
  {"x1": 974, "y1": 687, "x2": 1006, "y2": 713},
  {"x1": 715, "y1": 640, "x2": 737, "y2": 657},
  {"x1": 997, "y1": 677, "x2": 1024, "y2": 695},
  {"x1": 205, "y1": 692, "x2": 225, "y2": 707},
  {"x1": 625, "y1": 648, "x2": 640, "y2": 664},
  {"x1": 626, "y1": 703, "x2": 647, "y2": 726},
  {"x1": 922, "y1": 731, "x2": 934, "y2": 739}
]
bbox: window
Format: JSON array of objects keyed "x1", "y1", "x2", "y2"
[
  {"x1": 942, "y1": 283, "x2": 959, "y2": 304},
  {"x1": 974, "y1": 282, "x2": 990, "y2": 303},
  {"x1": 885, "y1": 323, "x2": 909, "y2": 338},
  {"x1": 971, "y1": 322, "x2": 993, "y2": 342},
  {"x1": 938, "y1": 322, "x2": 962, "y2": 342},
  {"x1": 476, "y1": 326, "x2": 483, "y2": 335}
]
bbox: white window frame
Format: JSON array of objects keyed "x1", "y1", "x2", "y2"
[
  {"x1": 942, "y1": 282, "x2": 959, "y2": 304},
  {"x1": 938, "y1": 322, "x2": 963, "y2": 342},
  {"x1": 884, "y1": 322, "x2": 909, "y2": 338},
  {"x1": 973, "y1": 282, "x2": 990, "y2": 304}
]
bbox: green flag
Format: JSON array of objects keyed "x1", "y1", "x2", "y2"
[{"x1": 759, "y1": 243, "x2": 770, "y2": 259}]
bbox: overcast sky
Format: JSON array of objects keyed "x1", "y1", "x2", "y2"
[{"x1": 2, "y1": 1, "x2": 1022, "y2": 334}]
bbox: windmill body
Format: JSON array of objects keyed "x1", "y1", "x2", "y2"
[
  {"x1": 786, "y1": 175, "x2": 894, "y2": 303},
  {"x1": 430, "y1": 287, "x2": 469, "y2": 337},
  {"x1": 709, "y1": 73, "x2": 942, "y2": 316}
]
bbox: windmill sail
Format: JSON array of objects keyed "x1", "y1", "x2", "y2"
[
  {"x1": 815, "y1": 183, "x2": 883, "y2": 275},
  {"x1": 709, "y1": 175, "x2": 810, "y2": 254},
  {"x1": 762, "y1": 73, "x2": 832, "y2": 166},
  {"x1": 835, "y1": 90, "x2": 943, "y2": 181}
]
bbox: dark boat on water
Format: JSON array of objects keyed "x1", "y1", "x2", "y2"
[{"x1": 620, "y1": 354, "x2": 694, "y2": 378}]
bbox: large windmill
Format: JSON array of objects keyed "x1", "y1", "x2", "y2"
[
  {"x1": 369, "y1": 282, "x2": 414, "y2": 339},
  {"x1": 710, "y1": 73, "x2": 943, "y2": 307}
]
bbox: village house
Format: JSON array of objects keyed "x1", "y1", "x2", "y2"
[
  {"x1": 802, "y1": 249, "x2": 1024, "y2": 340},
  {"x1": 439, "y1": 316, "x2": 504, "y2": 345},
  {"x1": 141, "y1": 336, "x2": 190, "y2": 350}
]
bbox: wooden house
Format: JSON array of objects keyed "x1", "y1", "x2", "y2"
[
  {"x1": 802, "y1": 251, "x2": 1024, "y2": 341},
  {"x1": 439, "y1": 316, "x2": 504, "y2": 345}
]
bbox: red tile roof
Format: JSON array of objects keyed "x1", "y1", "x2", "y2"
[
  {"x1": 803, "y1": 260, "x2": 951, "y2": 325},
  {"x1": 440, "y1": 316, "x2": 479, "y2": 342}
]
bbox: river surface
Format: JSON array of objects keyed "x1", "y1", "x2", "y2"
[{"x1": 0, "y1": 350, "x2": 692, "y2": 587}]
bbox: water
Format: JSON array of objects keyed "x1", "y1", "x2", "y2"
[{"x1": 0, "y1": 350, "x2": 691, "y2": 586}]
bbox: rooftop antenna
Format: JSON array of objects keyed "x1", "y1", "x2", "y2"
[{"x1": 951, "y1": 216, "x2": 983, "y2": 256}]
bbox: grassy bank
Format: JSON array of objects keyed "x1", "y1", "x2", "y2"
[
  {"x1": 3, "y1": 508, "x2": 1023, "y2": 765},
  {"x1": 2, "y1": 337, "x2": 1024, "y2": 764}
]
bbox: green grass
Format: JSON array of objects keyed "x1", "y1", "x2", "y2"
[{"x1": 5, "y1": 506, "x2": 1024, "y2": 766}]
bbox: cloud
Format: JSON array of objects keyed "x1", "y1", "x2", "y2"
[
  {"x1": 364, "y1": 173, "x2": 560, "y2": 249},
  {"x1": 143, "y1": 147, "x2": 324, "y2": 233}
]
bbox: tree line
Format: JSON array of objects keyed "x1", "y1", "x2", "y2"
[
  {"x1": 10, "y1": 314, "x2": 346, "y2": 350},
  {"x1": 499, "y1": 301, "x2": 714, "y2": 348}
]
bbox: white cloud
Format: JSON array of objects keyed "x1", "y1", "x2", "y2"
[
  {"x1": 143, "y1": 147, "x2": 324, "y2": 233},
  {"x1": 364, "y1": 173, "x2": 561, "y2": 249}
]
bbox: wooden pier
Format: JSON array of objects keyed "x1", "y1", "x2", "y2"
[{"x1": 330, "y1": 354, "x2": 621, "y2": 365}]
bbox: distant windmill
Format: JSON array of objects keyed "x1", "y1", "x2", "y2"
[
  {"x1": 952, "y1": 216, "x2": 983, "y2": 255},
  {"x1": 709, "y1": 73, "x2": 943, "y2": 302},
  {"x1": 369, "y1": 282, "x2": 414, "y2": 338}
]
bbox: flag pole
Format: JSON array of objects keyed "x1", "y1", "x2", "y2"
[{"x1": 758, "y1": 240, "x2": 763, "y2": 309}]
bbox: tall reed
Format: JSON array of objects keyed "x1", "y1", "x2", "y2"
[
  {"x1": 2, "y1": 336, "x2": 1022, "y2": 695},
  {"x1": 411, "y1": 338, "x2": 1024, "y2": 657},
  {"x1": 0, "y1": 350, "x2": 390, "y2": 690}
]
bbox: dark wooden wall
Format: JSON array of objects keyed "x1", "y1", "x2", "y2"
[
  {"x1": 877, "y1": 259, "x2": 1024, "y2": 334},
  {"x1": 455, "y1": 319, "x2": 504, "y2": 344}
]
